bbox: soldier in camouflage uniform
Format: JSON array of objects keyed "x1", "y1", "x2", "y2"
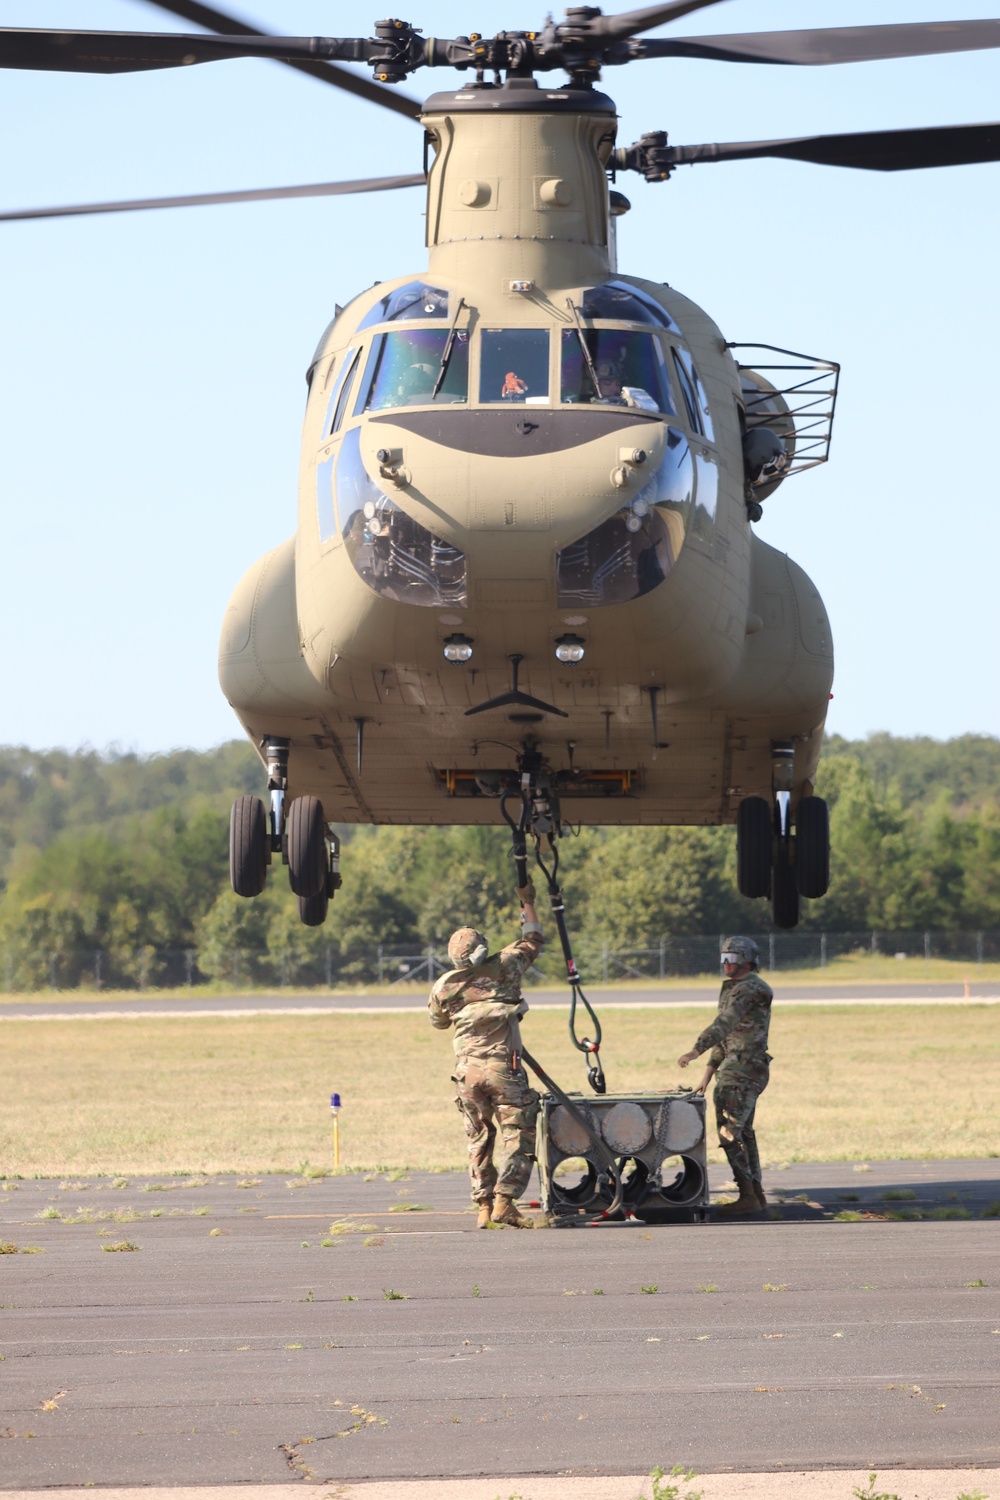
[
  {"x1": 678, "y1": 935, "x2": 772, "y2": 1216},
  {"x1": 429, "y1": 883, "x2": 545, "y2": 1228}
]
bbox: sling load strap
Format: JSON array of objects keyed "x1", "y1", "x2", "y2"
[
  {"x1": 533, "y1": 835, "x2": 607, "y2": 1095},
  {"x1": 519, "y1": 1045, "x2": 623, "y2": 1223}
]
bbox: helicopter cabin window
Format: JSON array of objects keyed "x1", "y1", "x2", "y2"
[
  {"x1": 479, "y1": 329, "x2": 550, "y2": 404},
  {"x1": 561, "y1": 330, "x2": 674, "y2": 413},
  {"x1": 556, "y1": 507, "x2": 677, "y2": 608},
  {"x1": 354, "y1": 328, "x2": 469, "y2": 414},
  {"x1": 672, "y1": 347, "x2": 715, "y2": 441},
  {"x1": 581, "y1": 280, "x2": 681, "y2": 332},
  {"x1": 334, "y1": 427, "x2": 467, "y2": 607},
  {"x1": 554, "y1": 425, "x2": 716, "y2": 605},
  {"x1": 324, "y1": 347, "x2": 359, "y2": 437},
  {"x1": 356, "y1": 281, "x2": 450, "y2": 332}
]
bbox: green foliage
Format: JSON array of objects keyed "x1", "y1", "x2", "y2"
[
  {"x1": 643, "y1": 1465, "x2": 703, "y2": 1500},
  {"x1": 852, "y1": 1476, "x2": 901, "y2": 1500},
  {"x1": 0, "y1": 736, "x2": 998, "y2": 988}
]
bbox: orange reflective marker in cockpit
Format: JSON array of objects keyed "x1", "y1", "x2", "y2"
[{"x1": 501, "y1": 371, "x2": 528, "y2": 399}]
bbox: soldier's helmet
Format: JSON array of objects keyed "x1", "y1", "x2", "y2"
[
  {"x1": 720, "y1": 935, "x2": 760, "y2": 969},
  {"x1": 448, "y1": 927, "x2": 489, "y2": 969}
]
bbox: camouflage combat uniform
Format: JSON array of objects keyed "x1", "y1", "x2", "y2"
[
  {"x1": 429, "y1": 934, "x2": 543, "y2": 1204},
  {"x1": 694, "y1": 970, "x2": 773, "y2": 1185}
]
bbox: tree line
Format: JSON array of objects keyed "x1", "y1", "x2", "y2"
[{"x1": 0, "y1": 735, "x2": 997, "y2": 987}]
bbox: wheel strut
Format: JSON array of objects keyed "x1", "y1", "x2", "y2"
[{"x1": 263, "y1": 736, "x2": 289, "y2": 854}]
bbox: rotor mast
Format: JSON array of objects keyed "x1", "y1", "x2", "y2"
[{"x1": 421, "y1": 80, "x2": 618, "y2": 287}]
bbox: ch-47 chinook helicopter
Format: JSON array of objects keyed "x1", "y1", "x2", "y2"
[{"x1": 4, "y1": 5, "x2": 1000, "y2": 935}]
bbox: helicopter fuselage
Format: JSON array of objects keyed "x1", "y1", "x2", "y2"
[{"x1": 219, "y1": 79, "x2": 833, "y2": 827}]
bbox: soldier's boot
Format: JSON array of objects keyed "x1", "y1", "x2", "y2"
[
  {"x1": 716, "y1": 1167, "x2": 761, "y2": 1216},
  {"x1": 753, "y1": 1179, "x2": 767, "y2": 1210},
  {"x1": 476, "y1": 1197, "x2": 494, "y2": 1229},
  {"x1": 492, "y1": 1193, "x2": 531, "y2": 1228}
]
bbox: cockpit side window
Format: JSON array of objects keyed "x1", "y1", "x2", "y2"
[
  {"x1": 356, "y1": 281, "x2": 450, "y2": 332},
  {"x1": 324, "y1": 347, "x2": 359, "y2": 437},
  {"x1": 561, "y1": 329, "x2": 674, "y2": 414},
  {"x1": 479, "y1": 329, "x2": 550, "y2": 404},
  {"x1": 354, "y1": 328, "x2": 469, "y2": 414},
  {"x1": 581, "y1": 280, "x2": 681, "y2": 331},
  {"x1": 672, "y1": 347, "x2": 715, "y2": 441}
]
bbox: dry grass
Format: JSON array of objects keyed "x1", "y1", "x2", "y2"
[{"x1": 0, "y1": 1004, "x2": 997, "y2": 1176}]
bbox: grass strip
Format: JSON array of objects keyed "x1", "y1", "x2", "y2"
[{"x1": 0, "y1": 1005, "x2": 997, "y2": 1175}]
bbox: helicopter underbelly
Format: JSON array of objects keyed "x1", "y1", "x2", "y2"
[{"x1": 220, "y1": 512, "x2": 832, "y2": 826}]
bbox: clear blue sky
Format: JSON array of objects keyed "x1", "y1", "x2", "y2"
[{"x1": 1, "y1": 0, "x2": 998, "y2": 753}]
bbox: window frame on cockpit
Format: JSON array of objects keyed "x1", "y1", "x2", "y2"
[
  {"x1": 477, "y1": 327, "x2": 553, "y2": 406},
  {"x1": 324, "y1": 346, "x2": 360, "y2": 437},
  {"x1": 351, "y1": 325, "x2": 470, "y2": 416},
  {"x1": 558, "y1": 326, "x2": 676, "y2": 415},
  {"x1": 671, "y1": 346, "x2": 716, "y2": 443}
]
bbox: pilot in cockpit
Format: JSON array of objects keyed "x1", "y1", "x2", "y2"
[
  {"x1": 595, "y1": 356, "x2": 625, "y2": 405},
  {"x1": 396, "y1": 361, "x2": 437, "y2": 403}
]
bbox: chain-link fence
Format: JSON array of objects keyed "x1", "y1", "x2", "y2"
[{"x1": 1, "y1": 931, "x2": 997, "y2": 993}]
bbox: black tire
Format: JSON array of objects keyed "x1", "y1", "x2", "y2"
[
  {"x1": 737, "y1": 796, "x2": 772, "y2": 898},
  {"x1": 229, "y1": 795, "x2": 267, "y2": 898},
  {"x1": 287, "y1": 795, "x2": 326, "y2": 898},
  {"x1": 795, "y1": 795, "x2": 830, "y2": 898},
  {"x1": 771, "y1": 852, "x2": 800, "y2": 930},
  {"x1": 297, "y1": 887, "x2": 329, "y2": 927}
]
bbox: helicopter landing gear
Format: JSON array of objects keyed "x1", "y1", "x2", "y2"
[
  {"x1": 769, "y1": 740, "x2": 798, "y2": 930},
  {"x1": 298, "y1": 887, "x2": 328, "y2": 927},
  {"x1": 771, "y1": 844, "x2": 799, "y2": 929},
  {"x1": 296, "y1": 830, "x2": 342, "y2": 927},
  {"x1": 736, "y1": 796, "x2": 771, "y2": 899},
  {"x1": 735, "y1": 745, "x2": 830, "y2": 927},
  {"x1": 228, "y1": 737, "x2": 343, "y2": 922},
  {"x1": 287, "y1": 795, "x2": 326, "y2": 898},
  {"x1": 795, "y1": 795, "x2": 830, "y2": 900},
  {"x1": 229, "y1": 794, "x2": 268, "y2": 897},
  {"x1": 734, "y1": 738, "x2": 827, "y2": 924}
]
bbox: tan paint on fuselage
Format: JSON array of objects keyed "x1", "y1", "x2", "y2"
[{"x1": 219, "y1": 84, "x2": 832, "y2": 826}]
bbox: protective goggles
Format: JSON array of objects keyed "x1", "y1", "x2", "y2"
[{"x1": 720, "y1": 952, "x2": 744, "y2": 966}]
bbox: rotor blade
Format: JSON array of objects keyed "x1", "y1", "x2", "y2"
[
  {"x1": 568, "y1": 0, "x2": 732, "y2": 44},
  {"x1": 670, "y1": 122, "x2": 1000, "y2": 172},
  {"x1": 0, "y1": 173, "x2": 426, "y2": 223},
  {"x1": 140, "y1": 1, "x2": 420, "y2": 120},
  {"x1": 0, "y1": 27, "x2": 371, "y2": 75},
  {"x1": 638, "y1": 19, "x2": 1000, "y2": 67}
]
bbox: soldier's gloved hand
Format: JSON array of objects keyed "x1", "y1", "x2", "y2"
[{"x1": 515, "y1": 881, "x2": 537, "y2": 905}]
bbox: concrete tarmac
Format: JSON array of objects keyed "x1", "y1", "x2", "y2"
[
  {"x1": 2, "y1": 980, "x2": 998, "y2": 1020},
  {"x1": 2, "y1": 1161, "x2": 998, "y2": 1490}
]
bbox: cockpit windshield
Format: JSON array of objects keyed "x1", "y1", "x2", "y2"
[
  {"x1": 561, "y1": 329, "x2": 674, "y2": 414},
  {"x1": 581, "y1": 280, "x2": 680, "y2": 331},
  {"x1": 356, "y1": 281, "x2": 449, "y2": 332},
  {"x1": 355, "y1": 328, "x2": 469, "y2": 413},
  {"x1": 480, "y1": 329, "x2": 550, "y2": 404}
]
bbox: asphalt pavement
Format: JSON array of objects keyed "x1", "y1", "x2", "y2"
[
  {"x1": 2, "y1": 980, "x2": 998, "y2": 1019},
  {"x1": 2, "y1": 1160, "x2": 998, "y2": 1489}
]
